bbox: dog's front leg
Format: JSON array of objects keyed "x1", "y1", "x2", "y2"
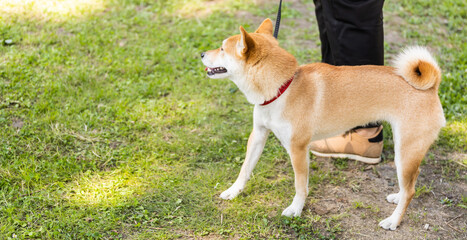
[
  {"x1": 282, "y1": 144, "x2": 309, "y2": 217},
  {"x1": 220, "y1": 126, "x2": 269, "y2": 200}
]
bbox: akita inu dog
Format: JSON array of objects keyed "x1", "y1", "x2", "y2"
[{"x1": 200, "y1": 19, "x2": 445, "y2": 230}]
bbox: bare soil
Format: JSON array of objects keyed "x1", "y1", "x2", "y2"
[{"x1": 310, "y1": 153, "x2": 466, "y2": 239}]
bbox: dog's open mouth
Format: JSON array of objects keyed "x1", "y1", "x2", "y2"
[{"x1": 205, "y1": 67, "x2": 227, "y2": 76}]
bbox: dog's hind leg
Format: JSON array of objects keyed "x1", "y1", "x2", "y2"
[
  {"x1": 220, "y1": 126, "x2": 270, "y2": 200},
  {"x1": 379, "y1": 123, "x2": 439, "y2": 230},
  {"x1": 282, "y1": 143, "x2": 310, "y2": 217}
]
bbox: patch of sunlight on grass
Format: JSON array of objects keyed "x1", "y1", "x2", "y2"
[
  {"x1": 444, "y1": 120, "x2": 467, "y2": 144},
  {"x1": 446, "y1": 120, "x2": 467, "y2": 165},
  {"x1": 439, "y1": 119, "x2": 467, "y2": 166},
  {"x1": 0, "y1": 0, "x2": 107, "y2": 22},
  {"x1": 174, "y1": 0, "x2": 253, "y2": 17},
  {"x1": 447, "y1": 120, "x2": 467, "y2": 132},
  {"x1": 64, "y1": 168, "x2": 144, "y2": 207}
]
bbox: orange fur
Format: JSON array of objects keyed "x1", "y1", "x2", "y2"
[
  {"x1": 403, "y1": 60, "x2": 441, "y2": 90},
  {"x1": 224, "y1": 22, "x2": 299, "y2": 101}
]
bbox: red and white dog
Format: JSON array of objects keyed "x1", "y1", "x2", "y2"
[{"x1": 201, "y1": 19, "x2": 445, "y2": 230}]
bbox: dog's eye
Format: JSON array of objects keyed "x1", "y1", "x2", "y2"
[{"x1": 221, "y1": 47, "x2": 224, "y2": 51}]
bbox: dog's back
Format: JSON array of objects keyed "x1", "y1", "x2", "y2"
[{"x1": 284, "y1": 48, "x2": 445, "y2": 140}]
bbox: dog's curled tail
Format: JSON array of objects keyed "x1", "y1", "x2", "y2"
[{"x1": 393, "y1": 46, "x2": 441, "y2": 90}]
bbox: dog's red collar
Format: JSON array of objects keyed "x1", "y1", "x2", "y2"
[{"x1": 260, "y1": 75, "x2": 294, "y2": 106}]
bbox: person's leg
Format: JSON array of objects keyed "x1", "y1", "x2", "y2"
[
  {"x1": 311, "y1": 0, "x2": 385, "y2": 163},
  {"x1": 317, "y1": 0, "x2": 384, "y2": 66},
  {"x1": 314, "y1": 0, "x2": 335, "y2": 65}
]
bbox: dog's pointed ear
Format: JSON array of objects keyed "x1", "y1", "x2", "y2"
[
  {"x1": 255, "y1": 18, "x2": 273, "y2": 35},
  {"x1": 237, "y1": 26, "x2": 255, "y2": 56}
]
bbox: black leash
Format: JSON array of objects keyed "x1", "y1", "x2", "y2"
[{"x1": 273, "y1": 0, "x2": 282, "y2": 39}]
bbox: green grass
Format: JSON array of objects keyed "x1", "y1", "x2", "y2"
[
  {"x1": 414, "y1": 183, "x2": 433, "y2": 198},
  {"x1": 352, "y1": 201, "x2": 380, "y2": 213},
  {"x1": 0, "y1": 0, "x2": 466, "y2": 238}
]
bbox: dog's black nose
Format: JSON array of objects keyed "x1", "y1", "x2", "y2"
[{"x1": 201, "y1": 52, "x2": 205, "y2": 58}]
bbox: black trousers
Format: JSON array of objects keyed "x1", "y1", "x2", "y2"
[
  {"x1": 314, "y1": 0, "x2": 384, "y2": 66},
  {"x1": 314, "y1": 0, "x2": 384, "y2": 129}
]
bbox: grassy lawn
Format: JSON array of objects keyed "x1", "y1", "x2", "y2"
[{"x1": 0, "y1": 0, "x2": 465, "y2": 239}]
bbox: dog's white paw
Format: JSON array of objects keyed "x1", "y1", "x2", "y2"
[
  {"x1": 281, "y1": 202, "x2": 304, "y2": 217},
  {"x1": 220, "y1": 184, "x2": 243, "y2": 200},
  {"x1": 379, "y1": 215, "x2": 400, "y2": 230},
  {"x1": 386, "y1": 193, "x2": 400, "y2": 204}
]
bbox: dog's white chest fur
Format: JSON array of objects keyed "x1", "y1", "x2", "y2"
[{"x1": 254, "y1": 97, "x2": 292, "y2": 153}]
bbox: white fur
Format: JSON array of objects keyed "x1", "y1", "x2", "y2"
[
  {"x1": 220, "y1": 124, "x2": 269, "y2": 200},
  {"x1": 219, "y1": 91, "x2": 292, "y2": 200},
  {"x1": 255, "y1": 95, "x2": 309, "y2": 217},
  {"x1": 392, "y1": 46, "x2": 440, "y2": 79},
  {"x1": 220, "y1": 89, "x2": 305, "y2": 217},
  {"x1": 231, "y1": 72, "x2": 266, "y2": 104},
  {"x1": 202, "y1": 41, "x2": 266, "y2": 104},
  {"x1": 386, "y1": 193, "x2": 400, "y2": 204},
  {"x1": 236, "y1": 35, "x2": 245, "y2": 56},
  {"x1": 379, "y1": 214, "x2": 400, "y2": 230},
  {"x1": 282, "y1": 194, "x2": 306, "y2": 217}
]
